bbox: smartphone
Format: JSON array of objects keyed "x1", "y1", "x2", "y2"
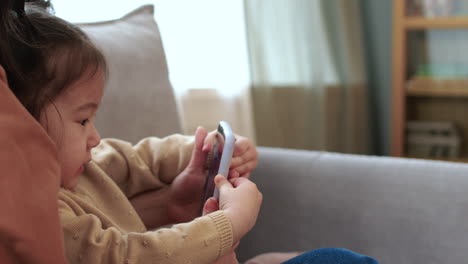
[{"x1": 202, "y1": 121, "x2": 236, "y2": 202}]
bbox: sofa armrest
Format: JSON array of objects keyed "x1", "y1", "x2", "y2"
[{"x1": 237, "y1": 147, "x2": 468, "y2": 263}]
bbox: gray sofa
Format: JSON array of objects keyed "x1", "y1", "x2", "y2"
[
  {"x1": 80, "y1": 5, "x2": 468, "y2": 264},
  {"x1": 237, "y1": 148, "x2": 468, "y2": 263}
]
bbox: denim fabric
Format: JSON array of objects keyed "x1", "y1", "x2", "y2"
[{"x1": 282, "y1": 248, "x2": 379, "y2": 264}]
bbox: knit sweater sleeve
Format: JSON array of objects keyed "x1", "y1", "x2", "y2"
[
  {"x1": 91, "y1": 134, "x2": 194, "y2": 197},
  {"x1": 58, "y1": 196, "x2": 233, "y2": 264}
]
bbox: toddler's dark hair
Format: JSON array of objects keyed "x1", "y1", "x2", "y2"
[{"x1": 0, "y1": 0, "x2": 107, "y2": 120}]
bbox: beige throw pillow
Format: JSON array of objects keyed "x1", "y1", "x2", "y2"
[{"x1": 78, "y1": 5, "x2": 182, "y2": 143}]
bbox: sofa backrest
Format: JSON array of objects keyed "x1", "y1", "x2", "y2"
[
  {"x1": 238, "y1": 147, "x2": 468, "y2": 263},
  {"x1": 79, "y1": 5, "x2": 182, "y2": 144}
]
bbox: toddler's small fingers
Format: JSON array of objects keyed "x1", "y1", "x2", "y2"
[
  {"x1": 232, "y1": 161, "x2": 257, "y2": 175},
  {"x1": 233, "y1": 136, "x2": 250, "y2": 156},
  {"x1": 240, "y1": 172, "x2": 251, "y2": 179},
  {"x1": 228, "y1": 176, "x2": 250, "y2": 188},
  {"x1": 187, "y1": 127, "x2": 209, "y2": 170},
  {"x1": 230, "y1": 156, "x2": 244, "y2": 168},
  {"x1": 231, "y1": 148, "x2": 258, "y2": 168},
  {"x1": 202, "y1": 197, "x2": 219, "y2": 216},
  {"x1": 228, "y1": 170, "x2": 240, "y2": 179},
  {"x1": 203, "y1": 130, "x2": 218, "y2": 152},
  {"x1": 215, "y1": 174, "x2": 232, "y2": 191}
]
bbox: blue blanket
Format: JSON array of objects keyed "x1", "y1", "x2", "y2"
[{"x1": 282, "y1": 248, "x2": 379, "y2": 264}]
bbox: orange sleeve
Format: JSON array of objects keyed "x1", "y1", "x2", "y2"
[{"x1": 0, "y1": 65, "x2": 67, "y2": 264}]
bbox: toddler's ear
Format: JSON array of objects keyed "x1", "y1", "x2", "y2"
[{"x1": 0, "y1": 65, "x2": 7, "y2": 84}]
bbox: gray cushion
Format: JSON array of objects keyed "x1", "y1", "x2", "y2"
[{"x1": 78, "y1": 5, "x2": 182, "y2": 143}]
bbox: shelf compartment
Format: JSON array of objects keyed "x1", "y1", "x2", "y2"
[
  {"x1": 406, "y1": 77, "x2": 468, "y2": 97},
  {"x1": 406, "y1": 96, "x2": 468, "y2": 157},
  {"x1": 407, "y1": 87, "x2": 468, "y2": 97},
  {"x1": 405, "y1": 17, "x2": 468, "y2": 29}
]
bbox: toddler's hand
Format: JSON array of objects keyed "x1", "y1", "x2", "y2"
[
  {"x1": 168, "y1": 127, "x2": 210, "y2": 223},
  {"x1": 203, "y1": 131, "x2": 258, "y2": 179},
  {"x1": 213, "y1": 243, "x2": 240, "y2": 264},
  {"x1": 202, "y1": 196, "x2": 240, "y2": 264},
  {"x1": 214, "y1": 174, "x2": 262, "y2": 243}
]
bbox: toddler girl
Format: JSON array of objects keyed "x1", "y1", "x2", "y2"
[
  {"x1": 0, "y1": 1, "x2": 261, "y2": 263},
  {"x1": 0, "y1": 1, "x2": 379, "y2": 263}
]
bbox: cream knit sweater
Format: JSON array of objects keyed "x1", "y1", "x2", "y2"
[{"x1": 58, "y1": 135, "x2": 233, "y2": 264}]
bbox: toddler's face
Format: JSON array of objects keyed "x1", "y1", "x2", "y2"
[{"x1": 40, "y1": 70, "x2": 104, "y2": 190}]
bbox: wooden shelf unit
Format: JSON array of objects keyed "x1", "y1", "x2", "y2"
[{"x1": 392, "y1": 0, "x2": 468, "y2": 160}]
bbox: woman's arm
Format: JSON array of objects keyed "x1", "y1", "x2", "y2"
[{"x1": 0, "y1": 65, "x2": 67, "y2": 264}]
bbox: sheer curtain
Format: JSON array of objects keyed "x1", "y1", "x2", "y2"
[
  {"x1": 54, "y1": 0, "x2": 256, "y2": 140},
  {"x1": 245, "y1": 0, "x2": 369, "y2": 153}
]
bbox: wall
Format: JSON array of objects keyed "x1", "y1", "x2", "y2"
[{"x1": 179, "y1": 88, "x2": 256, "y2": 142}]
